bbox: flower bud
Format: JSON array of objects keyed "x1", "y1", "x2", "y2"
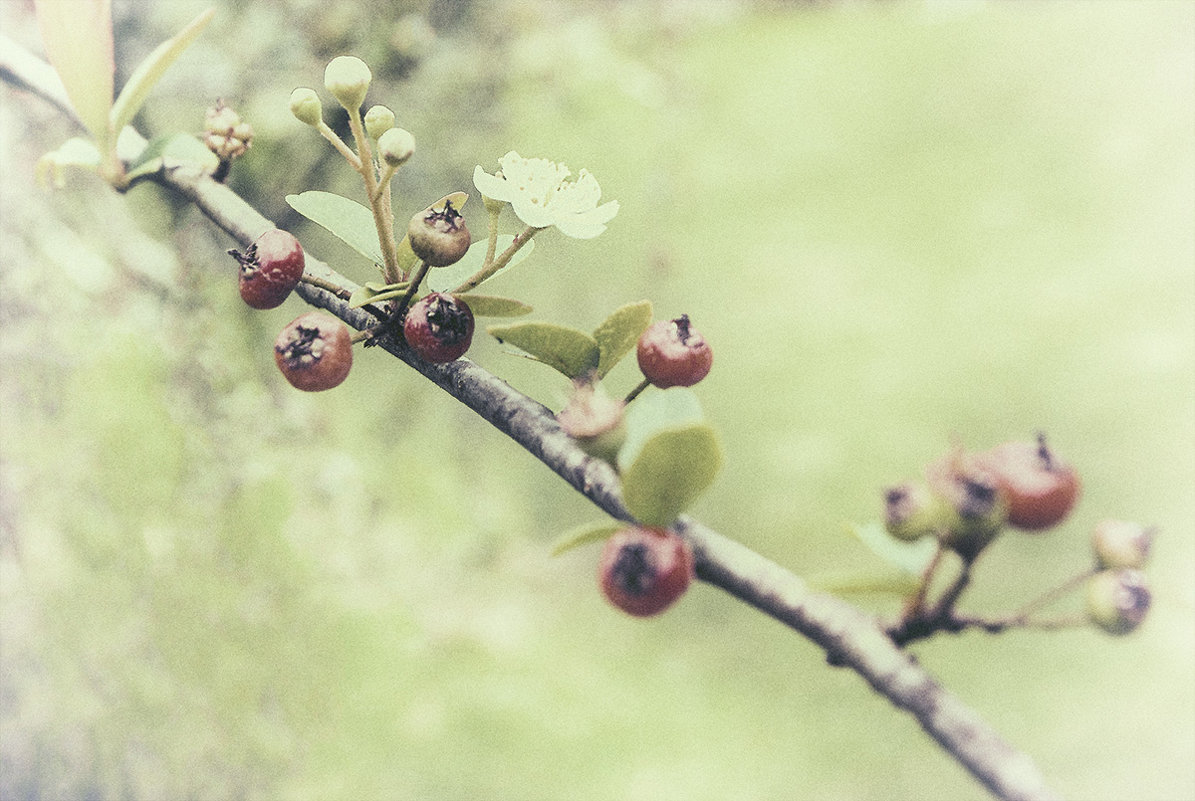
[
  {"x1": 1092, "y1": 519, "x2": 1155, "y2": 570},
  {"x1": 378, "y1": 127, "x2": 415, "y2": 167},
  {"x1": 363, "y1": 105, "x2": 396, "y2": 138},
  {"x1": 289, "y1": 88, "x2": 323, "y2": 126},
  {"x1": 407, "y1": 198, "x2": 471, "y2": 267},
  {"x1": 324, "y1": 55, "x2": 372, "y2": 111},
  {"x1": 557, "y1": 379, "x2": 626, "y2": 463},
  {"x1": 203, "y1": 101, "x2": 253, "y2": 161},
  {"x1": 1086, "y1": 569, "x2": 1151, "y2": 636}
]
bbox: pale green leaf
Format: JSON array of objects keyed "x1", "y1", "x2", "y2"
[
  {"x1": 109, "y1": 7, "x2": 215, "y2": 135},
  {"x1": 36, "y1": 137, "x2": 102, "y2": 187},
  {"x1": 456, "y1": 295, "x2": 533, "y2": 318},
  {"x1": 849, "y1": 522, "x2": 939, "y2": 576},
  {"x1": 487, "y1": 322, "x2": 600, "y2": 378},
  {"x1": 424, "y1": 235, "x2": 536, "y2": 293},
  {"x1": 348, "y1": 281, "x2": 410, "y2": 308},
  {"x1": 125, "y1": 132, "x2": 218, "y2": 181},
  {"x1": 617, "y1": 388, "x2": 706, "y2": 471},
  {"x1": 35, "y1": 0, "x2": 114, "y2": 145},
  {"x1": 593, "y1": 300, "x2": 653, "y2": 378},
  {"x1": 550, "y1": 522, "x2": 623, "y2": 557},
  {"x1": 620, "y1": 423, "x2": 721, "y2": 527},
  {"x1": 287, "y1": 191, "x2": 386, "y2": 265}
]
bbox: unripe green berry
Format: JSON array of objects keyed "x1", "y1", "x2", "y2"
[
  {"x1": 884, "y1": 482, "x2": 952, "y2": 542},
  {"x1": 1092, "y1": 519, "x2": 1155, "y2": 570},
  {"x1": 363, "y1": 105, "x2": 396, "y2": 138},
  {"x1": 378, "y1": 127, "x2": 415, "y2": 167},
  {"x1": 289, "y1": 88, "x2": 323, "y2": 126},
  {"x1": 926, "y1": 453, "x2": 1007, "y2": 560},
  {"x1": 1086, "y1": 569, "x2": 1151, "y2": 636},
  {"x1": 324, "y1": 55, "x2": 372, "y2": 111}
]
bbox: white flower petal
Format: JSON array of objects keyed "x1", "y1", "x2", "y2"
[
  {"x1": 553, "y1": 200, "x2": 620, "y2": 239},
  {"x1": 510, "y1": 194, "x2": 556, "y2": 228},
  {"x1": 473, "y1": 165, "x2": 511, "y2": 201}
]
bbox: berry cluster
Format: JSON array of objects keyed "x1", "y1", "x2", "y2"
[{"x1": 881, "y1": 434, "x2": 1155, "y2": 642}]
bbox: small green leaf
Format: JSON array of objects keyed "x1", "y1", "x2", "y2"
[
  {"x1": 125, "y1": 132, "x2": 218, "y2": 181},
  {"x1": 395, "y1": 235, "x2": 419, "y2": 276},
  {"x1": 348, "y1": 281, "x2": 410, "y2": 308},
  {"x1": 550, "y1": 522, "x2": 623, "y2": 557},
  {"x1": 805, "y1": 569, "x2": 923, "y2": 597},
  {"x1": 593, "y1": 300, "x2": 653, "y2": 378},
  {"x1": 109, "y1": 7, "x2": 215, "y2": 136},
  {"x1": 424, "y1": 235, "x2": 536, "y2": 293},
  {"x1": 428, "y1": 191, "x2": 469, "y2": 212},
  {"x1": 617, "y1": 388, "x2": 706, "y2": 470},
  {"x1": 849, "y1": 522, "x2": 939, "y2": 576},
  {"x1": 620, "y1": 423, "x2": 721, "y2": 527},
  {"x1": 35, "y1": 0, "x2": 114, "y2": 146},
  {"x1": 487, "y1": 322, "x2": 600, "y2": 378},
  {"x1": 287, "y1": 191, "x2": 386, "y2": 265},
  {"x1": 457, "y1": 295, "x2": 532, "y2": 318},
  {"x1": 36, "y1": 137, "x2": 102, "y2": 187}
]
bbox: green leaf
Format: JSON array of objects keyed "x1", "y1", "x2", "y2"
[
  {"x1": 550, "y1": 521, "x2": 623, "y2": 557},
  {"x1": 848, "y1": 522, "x2": 939, "y2": 576},
  {"x1": 287, "y1": 191, "x2": 387, "y2": 265},
  {"x1": 457, "y1": 295, "x2": 532, "y2": 318},
  {"x1": 348, "y1": 281, "x2": 410, "y2": 308},
  {"x1": 395, "y1": 235, "x2": 419, "y2": 276},
  {"x1": 35, "y1": 0, "x2": 114, "y2": 145},
  {"x1": 805, "y1": 569, "x2": 923, "y2": 597},
  {"x1": 424, "y1": 235, "x2": 537, "y2": 293},
  {"x1": 125, "y1": 132, "x2": 218, "y2": 181},
  {"x1": 620, "y1": 423, "x2": 721, "y2": 527},
  {"x1": 36, "y1": 137, "x2": 102, "y2": 187},
  {"x1": 593, "y1": 300, "x2": 653, "y2": 378},
  {"x1": 487, "y1": 322, "x2": 600, "y2": 378},
  {"x1": 109, "y1": 7, "x2": 215, "y2": 136},
  {"x1": 617, "y1": 388, "x2": 706, "y2": 470}
]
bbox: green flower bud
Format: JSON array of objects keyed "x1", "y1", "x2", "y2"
[
  {"x1": 884, "y1": 482, "x2": 952, "y2": 542},
  {"x1": 363, "y1": 105, "x2": 396, "y2": 139},
  {"x1": 324, "y1": 55, "x2": 372, "y2": 112},
  {"x1": 1092, "y1": 519, "x2": 1155, "y2": 570},
  {"x1": 289, "y1": 88, "x2": 323, "y2": 126},
  {"x1": 378, "y1": 127, "x2": 415, "y2": 167},
  {"x1": 1086, "y1": 569, "x2": 1151, "y2": 636}
]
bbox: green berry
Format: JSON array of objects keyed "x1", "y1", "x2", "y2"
[
  {"x1": 1092, "y1": 519, "x2": 1155, "y2": 570},
  {"x1": 926, "y1": 452, "x2": 1007, "y2": 560},
  {"x1": 1086, "y1": 569, "x2": 1151, "y2": 636},
  {"x1": 884, "y1": 482, "x2": 952, "y2": 542}
]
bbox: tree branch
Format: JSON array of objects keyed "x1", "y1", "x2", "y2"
[{"x1": 3, "y1": 45, "x2": 1060, "y2": 801}]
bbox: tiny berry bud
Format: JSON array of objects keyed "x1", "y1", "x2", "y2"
[
  {"x1": 203, "y1": 101, "x2": 253, "y2": 162},
  {"x1": 557, "y1": 379, "x2": 626, "y2": 463},
  {"x1": 599, "y1": 527, "x2": 694, "y2": 617},
  {"x1": 884, "y1": 482, "x2": 951, "y2": 542},
  {"x1": 274, "y1": 312, "x2": 353, "y2": 391},
  {"x1": 1086, "y1": 569, "x2": 1151, "y2": 636},
  {"x1": 1092, "y1": 519, "x2": 1156, "y2": 570},
  {"x1": 289, "y1": 87, "x2": 323, "y2": 126},
  {"x1": 324, "y1": 55, "x2": 372, "y2": 111},
  {"x1": 636, "y1": 314, "x2": 713, "y2": 389},
  {"x1": 407, "y1": 199, "x2": 471, "y2": 267},
  {"x1": 227, "y1": 229, "x2": 306, "y2": 310},
  {"x1": 403, "y1": 292, "x2": 475, "y2": 363},
  {"x1": 363, "y1": 104, "x2": 396, "y2": 138},
  {"x1": 378, "y1": 127, "x2": 415, "y2": 167},
  {"x1": 976, "y1": 434, "x2": 1081, "y2": 531}
]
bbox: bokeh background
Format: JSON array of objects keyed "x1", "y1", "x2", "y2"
[{"x1": 2, "y1": 1, "x2": 1192, "y2": 799}]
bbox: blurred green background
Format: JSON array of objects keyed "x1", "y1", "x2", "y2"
[{"x1": 2, "y1": 1, "x2": 1192, "y2": 799}]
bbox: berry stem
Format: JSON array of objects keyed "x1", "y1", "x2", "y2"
[
  {"x1": 1004, "y1": 568, "x2": 1097, "y2": 624},
  {"x1": 395, "y1": 260, "x2": 431, "y2": 320},
  {"x1": 901, "y1": 542, "x2": 945, "y2": 619},
  {"x1": 344, "y1": 109, "x2": 401, "y2": 283},
  {"x1": 314, "y1": 120, "x2": 362, "y2": 170},
  {"x1": 300, "y1": 273, "x2": 352, "y2": 301},
  {"x1": 624, "y1": 377, "x2": 651, "y2": 404},
  {"x1": 451, "y1": 224, "x2": 541, "y2": 294}
]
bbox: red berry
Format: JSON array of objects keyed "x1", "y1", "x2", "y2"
[
  {"x1": 598, "y1": 527, "x2": 694, "y2": 617},
  {"x1": 403, "y1": 292, "x2": 475, "y2": 363},
  {"x1": 408, "y1": 200, "x2": 471, "y2": 267},
  {"x1": 636, "y1": 314, "x2": 713, "y2": 389},
  {"x1": 274, "y1": 312, "x2": 353, "y2": 391},
  {"x1": 977, "y1": 434, "x2": 1081, "y2": 531},
  {"x1": 228, "y1": 229, "x2": 305, "y2": 310}
]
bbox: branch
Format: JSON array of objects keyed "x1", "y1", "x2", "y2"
[{"x1": 3, "y1": 46, "x2": 1060, "y2": 801}]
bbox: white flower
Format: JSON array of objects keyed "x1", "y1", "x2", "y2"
[{"x1": 473, "y1": 151, "x2": 619, "y2": 239}]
